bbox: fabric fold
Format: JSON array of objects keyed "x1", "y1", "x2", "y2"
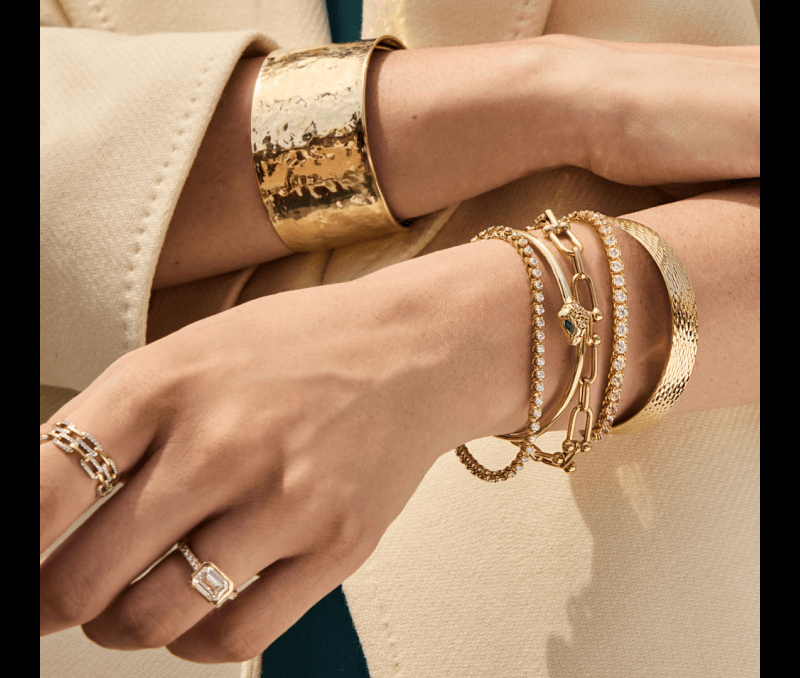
[{"x1": 40, "y1": 27, "x2": 277, "y2": 389}]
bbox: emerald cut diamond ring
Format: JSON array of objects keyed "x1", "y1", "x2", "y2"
[{"x1": 177, "y1": 541, "x2": 238, "y2": 606}]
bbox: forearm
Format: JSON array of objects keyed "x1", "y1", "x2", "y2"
[
  {"x1": 351, "y1": 183, "x2": 759, "y2": 452},
  {"x1": 364, "y1": 40, "x2": 586, "y2": 220},
  {"x1": 155, "y1": 36, "x2": 758, "y2": 292},
  {"x1": 154, "y1": 57, "x2": 291, "y2": 292},
  {"x1": 154, "y1": 39, "x2": 588, "y2": 290}
]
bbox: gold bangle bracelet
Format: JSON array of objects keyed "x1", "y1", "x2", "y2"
[
  {"x1": 606, "y1": 217, "x2": 698, "y2": 435},
  {"x1": 251, "y1": 36, "x2": 409, "y2": 252}
]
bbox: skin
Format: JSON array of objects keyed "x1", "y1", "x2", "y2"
[
  {"x1": 154, "y1": 35, "x2": 759, "y2": 289},
  {"x1": 41, "y1": 34, "x2": 759, "y2": 663}
]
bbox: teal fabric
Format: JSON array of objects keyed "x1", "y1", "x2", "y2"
[
  {"x1": 261, "y1": 585, "x2": 370, "y2": 677},
  {"x1": 260, "y1": 4, "x2": 370, "y2": 676},
  {"x1": 325, "y1": 0, "x2": 363, "y2": 43}
]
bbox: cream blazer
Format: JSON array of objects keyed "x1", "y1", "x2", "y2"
[{"x1": 40, "y1": 1, "x2": 760, "y2": 676}]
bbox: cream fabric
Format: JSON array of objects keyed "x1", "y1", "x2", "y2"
[
  {"x1": 346, "y1": 404, "x2": 760, "y2": 678},
  {"x1": 40, "y1": 0, "x2": 759, "y2": 676}
]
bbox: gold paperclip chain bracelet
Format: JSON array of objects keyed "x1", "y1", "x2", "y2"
[{"x1": 527, "y1": 210, "x2": 604, "y2": 470}]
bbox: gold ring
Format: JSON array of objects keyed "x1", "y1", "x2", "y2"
[
  {"x1": 40, "y1": 421, "x2": 118, "y2": 497},
  {"x1": 177, "y1": 541, "x2": 238, "y2": 606}
]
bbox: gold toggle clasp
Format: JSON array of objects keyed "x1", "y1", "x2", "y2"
[{"x1": 566, "y1": 407, "x2": 594, "y2": 455}]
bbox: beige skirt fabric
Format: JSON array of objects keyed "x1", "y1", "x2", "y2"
[{"x1": 344, "y1": 403, "x2": 760, "y2": 678}]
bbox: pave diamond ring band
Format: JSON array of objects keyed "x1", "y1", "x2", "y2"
[
  {"x1": 40, "y1": 421, "x2": 119, "y2": 497},
  {"x1": 177, "y1": 541, "x2": 238, "y2": 606}
]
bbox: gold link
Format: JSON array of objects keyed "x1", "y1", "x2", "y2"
[
  {"x1": 68, "y1": 441, "x2": 88, "y2": 459},
  {"x1": 547, "y1": 227, "x2": 584, "y2": 258},
  {"x1": 572, "y1": 247, "x2": 586, "y2": 276},
  {"x1": 571, "y1": 271, "x2": 603, "y2": 322},
  {"x1": 578, "y1": 379, "x2": 592, "y2": 410},
  {"x1": 566, "y1": 408, "x2": 594, "y2": 446},
  {"x1": 540, "y1": 209, "x2": 560, "y2": 231},
  {"x1": 584, "y1": 340, "x2": 600, "y2": 384}
]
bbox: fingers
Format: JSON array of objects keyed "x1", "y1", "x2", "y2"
[
  {"x1": 547, "y1": 34, "x2": 759, "y2": 62},
  {"x1": 79, "y1": 504, "x2": 300, "y2": 657},
  {"x1": 39, "y1": 444, "x2": 217, "y2": 636},
  {"x1": 39, "y1": 390, "x2": 159, "y2": 555},
  {"x1": 39, "y1": 350, "x2": 167, "y2": 555},
  {"x1": 167, "y1": 553, "x2": 346, "y2": 664}
]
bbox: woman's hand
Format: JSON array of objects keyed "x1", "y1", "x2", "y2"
[
  {"x1": 39, "y1": 241, "x2": 543, "y2": 663},
  {"x1": 40, "y1": 181, "x2": 759, "y2": 662},
  {"x1": 534, "y1": 35, "x2": 760, "y2": 186},
  {"x1": 40, "y1": 289, "x2": 440, "y2": 661}
]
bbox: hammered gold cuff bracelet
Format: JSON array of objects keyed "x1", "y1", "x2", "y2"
[{"x1": 251, "y1": 36, "x2": 408, "y2": 251}]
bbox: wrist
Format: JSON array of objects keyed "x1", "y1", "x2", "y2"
[
  {"x1": 524, "y1": 34, "x2": 631, "y2": 177},
  {"x1": 364, "y1": 38, "x2": 595, "y2": 221},
  {"x1": 156, "y1": 56, "x2": 292, "y2": 290},
  {"x1": 516, "y1": 36, "x2": 598, "y2": 173},
  {"x1": 350, "y1": 238, "x2": 572, "y2": 455},
  {"x1": 350, "y1": 216, "x2": 670, "y2": 457}
]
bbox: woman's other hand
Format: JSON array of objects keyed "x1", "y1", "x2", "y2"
[
  {"x1": 156, "y1": 37, "x2": 758, "y2": 289},
  {"x1": 39, "y1": 240, "x2": 542, "y2": 662},
  {"x1": 533, "y1": 35, "x2": 760, "y2": 185}
]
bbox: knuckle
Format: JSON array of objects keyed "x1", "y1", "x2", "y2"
[
  {"x1": 180, "y1": 432, "x2": 253, "y2": 497},
  {"x1": 40, "y1": 568, "x2": 98, "y2": 627},
  {"x1": 332, "y1": 511, "x2": 366, "y2": 552},
  {"x1": 103, "y1": 347, "x2": 172, "y2": 417},
  {"x1": 293, "y1": 474, "x2": 378, "y2": 562},
  {"x1": 280, "y1": 473, "x2": 372, "y2": 561},
  {"x1": 112, "y1": 600, "x2": 181, "y2": 649},
  {"x1": 214, "y1": 624, "x2": 266, "y2": 664},
  {"x1": 318, "y1": 506, "x2": 370, "y2": 562},
  {"x1": 169, "y1": 623, "x2": 264, "y2": 664}
]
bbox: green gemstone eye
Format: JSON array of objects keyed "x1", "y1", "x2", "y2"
[{"x1": 564, "y1": 319, "x2": 575, "y2": 334}]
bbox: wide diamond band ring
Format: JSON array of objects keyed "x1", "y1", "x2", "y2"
[
  {"x1": 40, "y1": 421, "x2": 118, "y2": 497},
  {"x1": 177, "y1": 541, "x2": 238, "y2": 606}
]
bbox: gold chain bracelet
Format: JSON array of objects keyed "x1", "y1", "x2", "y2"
[
  {"x1": 455, "y1": 226, "x2": 598, "y2": 479},
  {"x1": 455, "y1": 227, "x2": 548, "y2": 482},
  {"x1": 529, "y1": 210, "x2": 629, "y2": 441},
  {"x1": 458, "y1": 207, "x2": 696, "y2": 483},
  {"x1": 526, "y1": 210, "x2": 604, "y2": 468}
]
